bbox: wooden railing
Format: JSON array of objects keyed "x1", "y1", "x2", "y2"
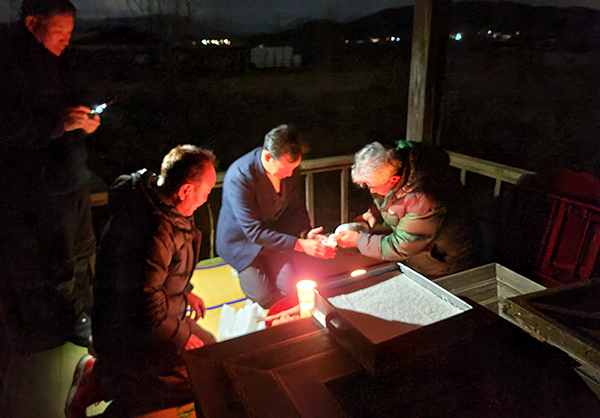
[
  {"x1": 91, "y1": 152, "x2": 536, "y2": 228},
  {"x1": 296, "y1": 152, "x2": 536, "y2": 227},
  {"x1": 446, "y1": 151, "x2": 536, "y2": 197},
  {"x1": 299, "y1": 155, "x2": 355, "y2": 227}
]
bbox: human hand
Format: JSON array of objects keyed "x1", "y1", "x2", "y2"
[
  {"x1": 187, "y1": 293, "x2": 206, "y2": 320},
  {"x1": 336, "y1": 230, "x2": 360, "y2": 248},
  {"x1": 306, "y1": 226, "x2": 333, "y2": 245},
  {"x1": 63, "y1": 105, "x2": 101, "y2": 134},
  {"x1": 306, "y1": 226, "x2": 324, "y2": 240},
  {"x1": 185, "y1": 334, "x2": 204, "y2": 351},
  {"x1": 296, "y1": 238, "x2": 336, "y2": 259},
  {"x1": 362, "y1": 210, "x2": 377, "y2": 228},
  {"x1": 271, "y1": 313, "x2": 301, "y2": 327}
]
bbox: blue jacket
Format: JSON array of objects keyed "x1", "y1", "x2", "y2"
[{"x1": 216, "y1": 147, "x2": 311, "y2": 271}]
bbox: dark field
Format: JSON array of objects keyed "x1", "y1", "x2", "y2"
[{"x1": 78, "y1": 44, "x2": 600, "y2": 242}]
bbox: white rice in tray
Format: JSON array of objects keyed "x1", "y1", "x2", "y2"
[{"x1": 328, "y1": 273, "x2": 464, "y2": 326}]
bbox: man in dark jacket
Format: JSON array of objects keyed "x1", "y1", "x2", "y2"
[
  {"x1": 0, "y1": 2, "x2": 101, "y2": 416},
  {"x1": 0, "y1": 0, "x2": 101, "y2": 358},
  {"x1": 216, "y1": 125, "x2": 336, "y2": 308},
  {"x1": 92, "y1": 145, "x2": 216, "y2": 415}
]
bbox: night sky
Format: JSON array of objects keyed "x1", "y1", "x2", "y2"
[{"x1": 0, "y1": 0, "x2": 599, "y2": 31}]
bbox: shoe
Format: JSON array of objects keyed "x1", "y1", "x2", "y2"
[
  {"x1": 65, "y1": 354, "x2": 104, "y2": 418},
  {"x1": 71, "y1": 313, "x2": 92, "y2": 347}
]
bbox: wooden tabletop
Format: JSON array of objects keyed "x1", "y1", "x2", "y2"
[{"x1": 184, "y1": 302, "x2": 600, "y2": 418}]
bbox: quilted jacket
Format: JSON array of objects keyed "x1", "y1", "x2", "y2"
[{"x1": 93, "y1": 169, "x2": 200, "y2": 368}]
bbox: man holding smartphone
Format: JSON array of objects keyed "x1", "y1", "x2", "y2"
[{"x1": 0, "y1": 1, "x2": 101, "y2": 415}]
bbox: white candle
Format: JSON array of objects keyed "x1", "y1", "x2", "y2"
[{"x1": 296, "y1": 280, "x2": 317, "y2": 318}]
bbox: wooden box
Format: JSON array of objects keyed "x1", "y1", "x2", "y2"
[
  {"x1": 501, "y1": 278, "x2": 600, "y2": 396},
  {"x1": 433, "y1": 262, "x2": 545, "y2": 320},
  {"x1": 184, "y1": 263, "x2": 600, "y2": 417},
  {"x1": 313, "y1": 263, "x2": 474, "y2": 375}
]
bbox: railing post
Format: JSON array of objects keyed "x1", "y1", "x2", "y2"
[
  {"x1": 305, "y1": 173, "x2": 315, "y2": 228},
  {"x1": 340, "y1": 168, "x2": 349, "y2": 224},
  {"x1": 407, "y1": 0, "x2": 450, "y2": 146},
  {"x1": 494, "y1": 179, "x2": 502, "y2": 197}
]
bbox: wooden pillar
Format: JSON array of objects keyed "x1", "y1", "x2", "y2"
[{"x1": 406, "y1": 0, "x2": 450, "y2": 145}]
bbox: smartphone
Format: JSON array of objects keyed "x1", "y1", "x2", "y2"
[{"x1": 87, "y1": 101, "x2": 112, "y2": 118}]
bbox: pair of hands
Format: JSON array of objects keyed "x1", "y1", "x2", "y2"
[
  {"x1": 63, "y1": 105, "x2": 101, "y2": 134},
  {"x1": 185, "y1": 293, "x2": 207, "y2": 350},
  {"x1": 296, "y1": 226, "x2": 337, "y2": 259},
  {"x1": 335, "y1": 210, "x2": 377, "y2": 248},
  {"x1": 336, "y1": 230, "x2": 360, "y2": 248}
]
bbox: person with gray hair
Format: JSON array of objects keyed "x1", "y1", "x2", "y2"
[{"x1": 337, "y1": 140, "x2": 478, "y2": 278}]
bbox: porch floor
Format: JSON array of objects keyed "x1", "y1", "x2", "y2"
[{"x1": 190, "y1": 258, "x2": 248, "y2": 339}]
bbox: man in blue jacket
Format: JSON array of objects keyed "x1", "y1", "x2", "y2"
[{"x1": 217, "y1": 125, "x2": 336, "y2": 308}]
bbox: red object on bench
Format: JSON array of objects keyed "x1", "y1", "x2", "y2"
[{"x1": 265, "y1": 294, "x2": 298, "y2": 327}]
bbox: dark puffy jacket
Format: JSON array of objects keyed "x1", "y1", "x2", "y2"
[
  {"x1": 93, "y1": 170, "x2": 201, "y2": 368},
  {"x1": 0, "y1": 28, "x2": 89, "y2": 206}
]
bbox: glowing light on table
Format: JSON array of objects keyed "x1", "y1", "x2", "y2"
[
  {"x1": 350, "y1": 269, "x2": 367, "y2": 277},
  {"x1": 296, "y1": 280, "x2": 317, "y2": 318}
]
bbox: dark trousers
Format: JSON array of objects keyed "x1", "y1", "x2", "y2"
[
  {"x1": 238, "y1": 248, "x2": 298, "y2": 309},
  {"x1": 94, "y1": 319, "x2": 214, "y2": 417},
  {"x1": 96, "y1": 360, "x2": 194, "y2": 418},
  {"x1": 0, "y1": 185, "x2": 96, "y2": 355}
]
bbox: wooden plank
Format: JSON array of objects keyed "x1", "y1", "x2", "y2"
[
  {"x1": 455, "y1": 285, "x2": 497, "y2": 306},
  {"x1": 340, "y1": 168, "x2": 349, "y2": 224},
  {"x1": 496, "y1": 264, "x2": 546, "y2": 294},
  {"x1": 447, "y1": 151, "x2": 535, "y2": 184},
  {"x1": 503, "y1": 297, "x2": 600, "y2": 373},
  {"x1": 436, "y1": 263, "x2": 546, "y2": 318},
  {"x1": 406, "y1": 0, "x2": 450, "y2": 145},
  {"x1": 434, "y1": 263, "x2": 497, "y2": 293},
  {"x1": 90, "y1": 191, "x2": 108, "y2": 207},
  {"x1": 300, "y1": 155, "x2": 355, "y2": 173},
  {"x1": 305, "y1": 173, "x2": 315, "y2": 228}
]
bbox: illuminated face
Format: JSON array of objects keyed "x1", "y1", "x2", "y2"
[
  {"x1": 179, "y1": 165, "x2": 217, "y2": 216},
  {"x1": 363, "y1": 175, "x2": 401, "y2": 196},
  {"x1": 28, "y1": 14, "x2": 74, "y2": 56},
  {"x1": 265, "y1": 152, "x2": 301, "y2": 180}
]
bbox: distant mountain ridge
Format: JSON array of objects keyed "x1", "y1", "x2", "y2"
[
  {"x1": 2, "y1": 1, "x2": 599, "y2": 48},
  {"x1": 244, "y1": 2, "x2": 600, "y2": 49}
]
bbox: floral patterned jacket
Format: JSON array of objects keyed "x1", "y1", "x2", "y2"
[{"x1": 356, "y1": 178, "x2": 474, "y2": 278}]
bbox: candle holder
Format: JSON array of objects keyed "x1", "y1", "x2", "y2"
[{"x1": 296, "y1": 280, "x2": 317, "y2": 318}]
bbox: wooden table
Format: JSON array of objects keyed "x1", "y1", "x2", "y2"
[{"x1": 184, "y1": 301, "x2": 600, "y2": 417}]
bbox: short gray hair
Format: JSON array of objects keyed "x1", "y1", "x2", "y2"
[
  {"x1": 351, "y1": 142, "x2": 403, "y2": 186},
  {"x1": 157, "y1": 145, "x2": 216, "y2": 198}
]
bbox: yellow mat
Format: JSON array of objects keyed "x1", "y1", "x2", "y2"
[{"x1": 189, "y1": 257, "x2": 248, "y2": 338}]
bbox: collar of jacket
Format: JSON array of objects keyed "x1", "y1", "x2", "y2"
[
  {"x1": 14, "y1": 27, "x2": 61, "y2": 67},
  {"x1": 150, "y1": 187, "x2": 196, "y2": 234},
  {"x1": 112, "y1": 169, "x2": 196, "y2": 234},
  {"x1": 373, "y1": 156, "x2": 415, "y2": 212}
]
